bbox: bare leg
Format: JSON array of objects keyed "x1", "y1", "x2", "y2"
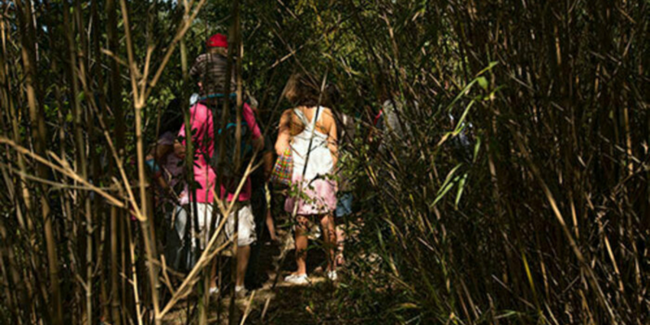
[
  {"x1": 320, "y1": 214, "x2": 336, "y2": 272},
  {"x1": 265, "y1": 209, "x2": 277, "y2": 241},
  {"x1": 236, "y1": 245, "x2": 250, "y2": 287},
  {"x1": 335, "y1": 224, "x2": 345, "y2": 266},
  {"x1": 294, "y1": 215, "x2": 309, "y2": 275}
]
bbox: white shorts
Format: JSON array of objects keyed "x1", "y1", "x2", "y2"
[{"x1": 174, "y1": 203, "x2": 256, "y2": 249}]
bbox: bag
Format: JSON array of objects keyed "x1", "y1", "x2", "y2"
[
  {"x1": 164, "y1": 206, "x2": 197, "y2": 272},
  {"x1": 209, "y1": 99, "x2": 254, "y2": 193},
  {"x1": 270, "y1": 148, "x2": 293, "y2": 186}
]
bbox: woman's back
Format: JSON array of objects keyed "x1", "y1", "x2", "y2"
[
  {"x1": 289, "y1": 106, "x2": 334, "y2": 177},
  {"x1": 288, "y1": 106, "x2": 335, "y2": 137}
]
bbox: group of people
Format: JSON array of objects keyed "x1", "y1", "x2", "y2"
[{"x1": 146, "y1": 33, "x2": 360, "y2": 298}]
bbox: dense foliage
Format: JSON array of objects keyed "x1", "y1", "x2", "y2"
[{"x1": 1, "y1": 0, "x2": 649, "y2": 324}]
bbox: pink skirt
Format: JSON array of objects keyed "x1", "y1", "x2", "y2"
[{"x1": 284, "y1": 175, "x2": 337, "y2": 216}]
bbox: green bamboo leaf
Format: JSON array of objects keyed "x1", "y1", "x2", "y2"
[
  {"x1": 455, "y1": 173, "x2": 469, "y2": 207},
  {"x1": 452, "y1": 100, "x2": 476, "y2": 135},
  {"x1": 473, "y1": 135, "x2": 482, "y2": 163},
  {"x1": 497, "y1": 310, "x2": 521, "y2": 319},
  {"x1": 431, "y1": 164, "x2": 463, "y2": 207},
  {"x1": 432, "y1": 179, "x2": 455, "y2": 207},
  {"x1": 393, "y1": 302, "x2": 420, "y2": 311},
  {"x1": 477, "y1": 76, "x2": 488, "y2": 90},
  {"x1": 445, "y1": 79, "x2": 477, "y2": 113},
  {"x1": 476, "y1": 61, "x2": 498, "y2": 76}
]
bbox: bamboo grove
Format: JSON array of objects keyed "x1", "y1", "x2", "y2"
[{"x1": 1, "y1": 0, "x2": 649, "y2": 324}]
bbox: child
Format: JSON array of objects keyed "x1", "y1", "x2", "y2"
[
  {"x1": 145, "y1": 99, "x2": 188, "y2": 270},
  {"x1": 190, "y1": 33, "x2": 235, "y2": 98},
  {"x1": 190, "y1": 33, "x2": 263, "y2": 144},
  {"x1": 147, "y1": 99, "x2": 185, "y2": 197}
]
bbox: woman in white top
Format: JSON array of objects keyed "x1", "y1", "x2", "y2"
[{"x1": 275, "y1": 73, "x2": 339, "y2": 283}]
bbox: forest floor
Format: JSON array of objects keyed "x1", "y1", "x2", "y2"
[{"x1": 162, "y1": 225, "x2": 339, "y2": 325}]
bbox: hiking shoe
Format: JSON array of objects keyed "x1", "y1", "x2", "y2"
[
  {"x1": 327, "y1": 271, "x2": 338, "y2": 281},
  {"x1": 265, "y1": 238, "x2": 281, "y2": 246},
  {"x1": 284, "y1": 273, "x2": 309, "y2": 285},
  {"x1": 235, "y1": 285, "x2": 248, "y2": 298}
]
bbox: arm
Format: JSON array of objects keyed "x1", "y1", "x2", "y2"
[
  {"x1": 327, "y1": 111, "x2": 339, "y2": 168},
  {"x1": 145, "y1": 138, "x2": 175, "y2": 197},
  {"x1": 175, "y1": 105, "x2": 204, "y2": 159},
  {"x1": 262, "y1": 150, "x2": 274, "y2": 181},
  {"x1": 242, "y1": 103, "x2": 264, "y2": 151},
  {"x1": 275, "y1": 109, "x2": 292, "y2": 156},
  {"x1": 189, "y1": 55, "x2": 204, "y2": 81}
]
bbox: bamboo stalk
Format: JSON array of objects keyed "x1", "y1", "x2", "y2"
[
  {"x1": 230, "y1": 3, "x2": 243, "y2": 323},
  {"x1": 105, "y1": 0, "x2": 123, "y2": 322},
  {"x1": 0, "y1": 172, "x2": 22, "y2": 324},
  {"x1": 88, "y1": 0, "x2": 111, "y2": 319},
  {"x1": 69, "y1": 0, "x2": 95, "y2": 321},
  {"x1": 15, "y1": 1, "x2": 63, "y2": 323},
  {"x1": 117, "y1": 0, "x2": 162, "y2": 321},
  {"x1": 126, "y1": 214, "x2": 144, "y2": 325}
]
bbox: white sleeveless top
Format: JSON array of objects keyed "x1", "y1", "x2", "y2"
[{"x1": 290, "y1": 107, "x2": 334, "y2": 181}]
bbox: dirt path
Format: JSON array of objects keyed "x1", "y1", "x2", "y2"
[{"x1": 163, "y1": 227, "x2": 334, "y2": 324}]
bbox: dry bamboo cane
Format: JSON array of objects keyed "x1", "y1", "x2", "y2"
[
  {"x1": 2, "y1": 18, "x2": 40, "y2": 320},
  {"x1": 48, "y1": 14, "x2": 81, "y2": 319},
  {"x1": 69, "y1": 0, "x2": 95, "y2": 321},
  {"x1": 15, "y1": 1, "x2": 64, "y2": 323},
  {"x1": 0, "y1": 82, "x2": 18, "y2": 325},
  {"x1": 106, "y1": 0, "x2": 123, "y2": 321},
  {"x1": 0, "y1": 169, "x2": 22, "y2": 324},
  {"x1": 231, "y1": 3, "x2": 245, "y2": 323},
  {"x1": 89, "y1": 0, "x2": 111, "y2": 318},
  {"x1": 62, "y1": 1, "x2": 85, "y2": 315},
  {"x1": 1, "y1": 19, "x2": 34, "y2": 269},
  {"x1": 115, "y1": 0, "x2": 163, "y2": 322},
  {"x1": 126, "y1": 211, "x2": 145, "y2": 325},
  {"x1": 177, "y1": 1, "x2": 204, "y2": 322},
  {"x1": 0, "y1": 10, "x2": 32, "y2": 224},
  {"x1": 177, "y1": 3, "x2": 207, "y2": 323},
  {"x1": 178, "y1": 4, "x2": 199, "y2": 307},
  {"x1": 204, "y1": 0, "x2": 242, "y2": 322},
  {"x1": 117, "y1": 1, "x2": 209, "y2": 322}
]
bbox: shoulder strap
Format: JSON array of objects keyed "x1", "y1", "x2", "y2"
[
  {"x1": 311, "y1": 106, "x2": 323, "y2": 128},
  {"x1": 293, "y1": 108, "x2": 310, "y2": 126}
]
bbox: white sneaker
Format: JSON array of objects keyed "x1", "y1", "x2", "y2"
[
  {"x1": 235, "y1": 285, "x2": 247, "y2": 298},
  {"x1": 209, "y1": 287, "x2": 219, "y2": 295},
  {"x1": 284, "y1": 273, "x2": 310, "y2": 285},
  {"x1": 327, "y1": 271, "x2": 338, "y2": 281}
]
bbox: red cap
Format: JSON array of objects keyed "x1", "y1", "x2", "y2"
[{"x1": 206, "y1": 33, "x2": 228, "y2": 48}]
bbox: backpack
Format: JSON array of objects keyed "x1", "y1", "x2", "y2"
[{"x1": 207, "y1": 99, "x2": 255, "y2": 195}]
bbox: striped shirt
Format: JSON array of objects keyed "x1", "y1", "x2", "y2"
[{"x1": 190, "y1": 53, "x2": 236, "y2": 96}]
